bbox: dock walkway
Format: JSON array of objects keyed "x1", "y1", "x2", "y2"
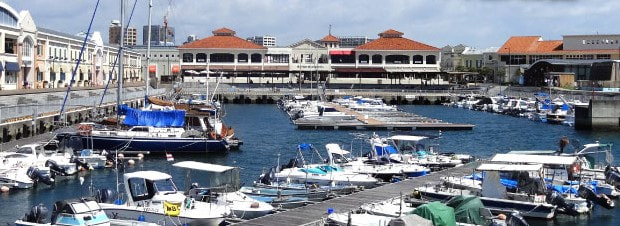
[{"x1": 235, "y1": 163, "x2": 477, "y2": 226}]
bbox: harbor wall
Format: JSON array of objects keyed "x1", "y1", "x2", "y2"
[{"x1": 575, "y1": 99, "x2": 620, "y2": 130}]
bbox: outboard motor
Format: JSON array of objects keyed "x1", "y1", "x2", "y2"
[
  {"x1": 27, "y1": 166, "x2": 54, "y2": 185},
  {"x1": 22, "y1": 204, "x2": 48, "y2": 224},
  {"x1": 604, "y1": 165, "x2": 620, "y2": 189},
  {"x1": 259, "y1": 167, "x2": 273, "y2": 185},
  {"x1": 546, "y1": 191, "x2": 579, "y2": 216},
  {"x1": 505, "y1": 212, "x2": 529, "y2": 226},
  {"x1": 95, "y1": 188, "x2": 116, "y2": 204},
  {"x1": 578, "y1": 185, "x2": 615, "y2": 209},
  {"x1": 45, "y1": 160, "x2": 68, "y2": 177},
  {"x1": 70, "y1": 155, "x2": 90, "y2": 171}
]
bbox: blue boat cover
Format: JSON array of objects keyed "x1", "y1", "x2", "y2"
[
  {"x1": 298, "y1": 143, "x2": 313, "y2": 151},
  {"x1": 121, "y1": 105, "x2": 185, "y2": 127},
  {"x1": 375, "y1": 145, "x2": 398, "y2": 156}
]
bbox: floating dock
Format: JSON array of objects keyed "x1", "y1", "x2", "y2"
[
  {"x1": 293, "y1": 103, "x2": 474, "y2": 130},
  {"x1": 234, "y1": 163, "x2": 478, "y2": 226}
]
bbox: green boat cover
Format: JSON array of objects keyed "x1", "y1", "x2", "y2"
[
  {"x1": 446, "y1": 195, "x2": 486, "y2": 225},
  {"x1": 412, "y1": 201, "x2": 456, "y2": 226}
]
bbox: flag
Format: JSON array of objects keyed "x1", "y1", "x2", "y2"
[
  {"x1": 163, "y1": 201, "x2": 181, "y2": 216},
  {"x1": 166, "y1": 153, "x2": 174, "y2": 162}
]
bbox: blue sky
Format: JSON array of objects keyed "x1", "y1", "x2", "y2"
[{"x1": 7, "y1": 0, "x2": 620, "y2": 48}]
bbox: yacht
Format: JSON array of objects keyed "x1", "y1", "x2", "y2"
[{"x1": 98, "y1": 171, "x2": 231, "y2": 226}]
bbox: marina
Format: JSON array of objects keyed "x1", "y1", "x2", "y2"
[{"x1": 0, "y1": 0, "x2": 619, "y2": 225}]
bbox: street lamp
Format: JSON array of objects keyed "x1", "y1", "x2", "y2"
[{"x1": 504, "y1": 47, "x2": 511, "y2": 84}]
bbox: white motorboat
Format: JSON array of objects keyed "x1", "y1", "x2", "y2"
[
  {"x1": 359, "y1": 197, "x2": 415, "y2": 218},
  {"x1": 270, "y1": 144, "x2": 379, "y2": 188},
  {"x1": 0, "y1": 168, "x2": 35, "y2": 189},
  {"x1": 173, "y1": 161, "x2": 274, "y2": 219},
  {"x1": 98, "y1": 171, "x2": 231, "y2": 226}
]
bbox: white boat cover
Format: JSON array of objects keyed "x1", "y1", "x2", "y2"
[
  {"x1": 325, "y1": 143, "x2": 350, "y2": 155},
  {"x1": 477, "y1": 163, "x2": 543, "y2": 172},
  {"x1": 491, "y1": 154, "x2": 577, "y2": 165},
  {"x1": 124, "y1": 171, "x2": 172, "y2": 181},
  {"x1": 172, "y1": 161, "x2": 236, "y2": 173},
  {"x1": 388, "y1": 135, "x2": 427, "y2": 142}
]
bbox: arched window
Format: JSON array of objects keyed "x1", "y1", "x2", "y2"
[
  {"x1": 412, "y1": 55, "x2": 423, "y2": 64},
  {"x1": 196, "y1": 53, "x2": 207, "y2": 62},
  {"x1": 425, "y1": 55, "x2": 436, "y2": 64},
  {"x1": 22, "y1": 37, "x2": 34, "y2": 57},
  {"x1": 210, "y1": 53, "x2": 234, "y2": 63},
  {"x1": 238, "y1": 53, "x2": 248, "y2": 63},
  {"x1": 0, "y1": 8, "x2": 18, "y2": 27},
  {"x1": 251, "y1": 54, "x2": 262, "y2": 63},
  {"x1": 371, "y1": 55, "x2": 382, "y2": 64},
  {"x1": 386, "y1": 55, "x2": 409, "y2": 64},
  {"x1": 358, "y1": 54, "x2": 369, "y2": 64},
  {"x1": 182, "y1": 53, "x2": 194, "y2": 62}
]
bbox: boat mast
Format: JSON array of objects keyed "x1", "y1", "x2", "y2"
[
  {"x1": 145, "y1": 0, "x2": 152, "y2": 101},
  {"x1": 117, "y1": 0, "x2": 125, "y2": 124}
]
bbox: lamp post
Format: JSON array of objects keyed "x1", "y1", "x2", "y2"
[{"x1": 505, "y1": 47, "x2": 511, "y2": 84}]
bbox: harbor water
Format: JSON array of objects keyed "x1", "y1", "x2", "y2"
[{"x1": 1, "y1": 104, "x2": 619, "y2": 225}]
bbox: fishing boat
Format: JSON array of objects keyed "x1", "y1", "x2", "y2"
[
  {"x1": 97, "y1": 171, "x2": 231, "y2": 225},
  {"x1": 173, "y1": 161, "x2": 274, "y2": 219},
  {"x1": 15, "y1": 199, "x2": 111, "y2": 226}
]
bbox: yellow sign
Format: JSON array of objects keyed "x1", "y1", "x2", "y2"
[{"x1": 163, "y1": 201, "x2": 181, "y2": 217}]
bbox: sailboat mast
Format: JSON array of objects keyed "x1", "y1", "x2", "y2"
[
  {"x1": 145, "y1": 0, "x2": 153, "y2": 99},
  {"x1": 117, "y1": 0, "x2": 125, "y2": 123}
]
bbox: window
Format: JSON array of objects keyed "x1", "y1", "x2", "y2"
[
  {"x1": 238, "y1": 53, "x2": 248, "y2": 63},
  {"x1": 4, "y1": 38, "x2": 15, "y2": 54},
  {"x1": 4, "y1": 71, "x2": 17, "y2": 84},
  {"x1": 210, "y1": 53, "x2": 234, "y2": 63},
  {"x1": 412, "y1": 55, "x2": 423, "y2": 64},
  {"x1": 358, "y1": 54, "x2": 369, "y2": 64},
  {"x1": 386, "y1": 55, "x2": 410, "y2": 64},
  {"x1": 37, "y1": 71, "x2": 43, "y2": 82},
  {"x1": 251, "y1": 54, "x2": 262, "y2": 63},
  {"x1": 196, "y1": 53, "x2": 207, "y2": 62},
  {"x1": 182, "y1": 53, "x2": 193, "y2": 62},
  {"x1": 0, "y1": 8, "x2": 18, "y2": 27},
  {"x1": 597, "y1": 54, "x2": 611, "y2": 59},
  {"x1": 426, "y1": 55, "x2": 437, "y2": 64},
  {"x1": 22, "y1": 38, "x2": 33, "y2": 57},
  {"x1": 265, "y1": 54, "x2": 289, "y2": 63},
  {"x1": 371, "y1": 55, "x2": 382, "y2": 64}
]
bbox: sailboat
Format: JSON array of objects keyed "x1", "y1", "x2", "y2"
[{"x1": 54, "y1": 0, "x2": 231, "y2": 154}]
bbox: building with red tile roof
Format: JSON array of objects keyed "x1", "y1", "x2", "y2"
[
  {"x1": 179, "y1": 27, "x2": 266, "y2": 50},
  {"x1": 356, "y1": 29, "x2": 439, "y2": 51}
]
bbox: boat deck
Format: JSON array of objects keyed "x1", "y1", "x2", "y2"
[
  {"x1": 234, "y1": 162, "x2": 478, "y2": 226},
  {"x1": 292, "y1": 103, "x2": 474, "y2": 130}
]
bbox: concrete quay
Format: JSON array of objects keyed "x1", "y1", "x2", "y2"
[{"x1": 0, "y1": 83, "x2": 166, "y2": 144}]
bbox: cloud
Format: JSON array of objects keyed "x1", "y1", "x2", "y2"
[{"x1": 6, "y1": 0, "x2": 620, "y2": 48}]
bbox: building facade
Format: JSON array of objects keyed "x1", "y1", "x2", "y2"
[
  {"x1": 108, "y1": 20, "x2": 137, "y2": 46},
  {"x1": 178, "y1": 28, "x2": 444, "y2": 87},
  {"x1": 130, "y1": 45, "x2": 180, "y2": 85},
  {"x1": 0, "y1": 2, "x2": 142, "y2": 91},
  {"x1": 143, "y1": 25, "x2": 175, "y2": 46},
  {"x1": 498, "y1": 35, "x2": 620, "y2": 84},
  {"x1": 247, "y1": 35, "x2": 276, "y2": 47}
]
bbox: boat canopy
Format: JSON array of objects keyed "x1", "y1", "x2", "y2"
[
  {"x1": 374, "y1": 145, "x2": 398, "y2": 156},
  {"x1": 412, "y1": 201, "x2": 457, "y2": 226},
  {"x1": 325, "y1": 143, "x2": 350, "y2": 155},
  {"x1": 477, "y1": 163, "x2": 543, "y2": 172},
  {"x1": 124, "y1": 171, "x2": 172, "y2": 181},
  {"x1": 172, "y1": 161, "x2": 236, "y2": 173},
  {"x1": 491, "y1": 153, "x2": 577, "y2": 165},
  {"x1": 120, "y1": 105, "x2": 185, "y2": 127},
  {"x1": 506, "y1": 150, "x2": 557, "y2": 155},
  {"x1": 388, "y1": 135, "x2": 427, "y2": 142},
  {"x1": 298, "y1": 143, "x2": 313, "y2": 151}
]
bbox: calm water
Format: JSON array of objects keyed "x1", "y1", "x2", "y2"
[{"x1": 1, "y1": 104, "x2": 619, "y2": 225}]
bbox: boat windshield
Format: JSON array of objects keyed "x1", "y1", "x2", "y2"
[{"x1": 153, "y1": 178, "x2": 177, "y2": 193}]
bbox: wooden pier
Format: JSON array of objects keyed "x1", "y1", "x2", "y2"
[
  {"x1": 293, "y1": 103, "x2": 475, "y2": 131},
  {"x1": 234, "y1": 163, "x2": 478, "y2": 226}
]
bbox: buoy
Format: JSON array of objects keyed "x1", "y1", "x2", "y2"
[
  {"x1": 118, "y1": 153, "x2": 125, "y2": 159},
  {"x1": 127, "y1": 159, "x2": 135, "y2": 165},
  {"x1": 137, "y1": 153, "x2": 144, "y2": 160},
  {"x1": 1, "y1": 186, "x2": 9, "y2": 193}
]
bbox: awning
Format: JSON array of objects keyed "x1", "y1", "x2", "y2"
[
  {"x1": 172, "y1": 161, "x2": 237, "y2": 173},
  {"x1": 5, "y1": 62, "x2": 19, "y2": 72},
  {"x1": 171, "y1": 65, "x2": 180, "y2": 74},
  {"x1": 491, "y1": 154, "x2": 577, "y2": 165},
  {"x1": 334, "y1": 67, "x2": 386, "y2": 73},
  {"x1": 149, "y1": 65, "x2": 157, "y2": 73},
  {"x1": 329, "y1": 50, "x2": 354, "y2": 55},
  {"x1": 477, "y1": 163, "x2": 543, "y2": 172}
]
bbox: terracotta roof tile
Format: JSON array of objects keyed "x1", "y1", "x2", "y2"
[
  {"x1": 320, "y1": 34, "x2": 339, "y2": 42},
  {"x1": 498, "y1": 36, "x2": 563, "y2": 54},
  {"x1": 355, "y1": 29, "x2": 438, "y2": 51},
  {"x1": 179, "y1": 28, "x2": 265, "y2": 49},
  {"x1": 379, "y1": 29, "x2": 404, "y2": 38},
  {"x1": 213, "y1": 27, "x2": 235, "y2": 36}
]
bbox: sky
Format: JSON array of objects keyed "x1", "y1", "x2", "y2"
[{"x1": 6, "y1": 0, "x2": 620, "y2": 49}]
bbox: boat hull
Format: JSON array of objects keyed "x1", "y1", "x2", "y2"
[
  {"x1": 100, "y1": 206, "x2": 224, "y2": 226},
  {"x1": 59, "y1": 133, "x2": 229, "y2": 154}
]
